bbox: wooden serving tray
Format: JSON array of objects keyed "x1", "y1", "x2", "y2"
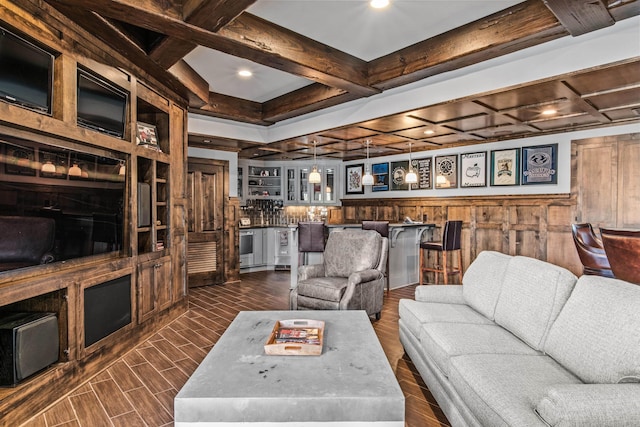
[{"x1": 264, "y1": 319, "x2": 325, "y2": 356}]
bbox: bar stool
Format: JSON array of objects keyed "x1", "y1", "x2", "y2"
[
  {"x1": 297, "y1": 221, "x2": 326, "y2": 265},
  {"x1": 419, "y1": 220, "x2": 463, "y2": 285},
  {"x1": 362, "y1": 220, "x2": 390, "y2": 293}
]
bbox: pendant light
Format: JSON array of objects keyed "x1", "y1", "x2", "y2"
[
  {"x1": 405, "y1": 142, "x2": 418, "y2": 184},
  {"x1": 41, "y1": 161, "x2": 56, "y2": 173},
  {"x1": 309, "y1": 140, "x2": 321, "y2": 184},
  {"x1": 68, "y1": 163, "x2": 82, "y2": 177},
  {"x1": 362, "y1": 140, "x2": 374, "y2": 186},
  {"x1": 118, "y1": 160, "x2": 126, "y2": 176}
]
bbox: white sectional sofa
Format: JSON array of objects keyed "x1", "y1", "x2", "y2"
[{"x1": 399, "y1": 251, "x2": 640, "y2": 427}]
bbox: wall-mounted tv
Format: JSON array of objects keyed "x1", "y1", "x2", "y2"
[
  {"x1": 0, "y1": 27, "x2": 54, "y2": 115},
  {"x1": 77, "y1": 69, "x2": 128, "y2": 139}
]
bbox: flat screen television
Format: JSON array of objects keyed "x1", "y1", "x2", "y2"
[
  {"x1": 84, "y1": 275, "x2": 132, "y2": 347},
  {"x1": 77, "y1": 69, "x2": 128, "y2": 139},
  {"x1": 0, "y1": 26, "x2": 54, "y2": 115}
]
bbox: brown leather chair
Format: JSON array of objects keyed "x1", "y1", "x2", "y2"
[
  {"x1": 419, "y1": 220, "x2": 463, "y2": 285},
  {"x1": 600, "y1": 228, "x2": 640, "y2": 284},
  {"x1": 362, "y1": 221, "x2": 390, "y2": 293},
  {"x1": 571, "y1": 223, "x2": 613, "y2": 278}
]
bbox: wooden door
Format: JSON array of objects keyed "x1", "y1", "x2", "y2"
[
  {"x1": 187, "y1": 159, "x2": 227, "y2": 287},
  {"x1": 575, "y1": 134, "x2": 640, "y2": 229}
]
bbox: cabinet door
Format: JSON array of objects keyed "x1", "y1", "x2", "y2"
[
  {"x1": 285, "y1": 167, "x2": 297, "y2": 203},
  {"x1": 137, "y1": 259, "x2": 156, "y2": 323}
]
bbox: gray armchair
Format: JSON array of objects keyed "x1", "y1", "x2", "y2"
[{"x1": 290, "y1": 229, "x2": 388, "y2": 319}]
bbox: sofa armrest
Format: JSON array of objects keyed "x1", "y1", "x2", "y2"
[
  {"x1": 536, "y1": 384, "x2": 640, "y2": 427},
  {"x1": 415, "y1": 285, "x2": 465, "y2": 304},
  {"x1": 297, "y1": 264, "x2": 325, "y2": 283},
  {"x1": 348, "y1": 269, "x2": 382, "y2": 287}
]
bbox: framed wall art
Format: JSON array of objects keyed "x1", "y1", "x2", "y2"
[
  {"x1": 435, "y1": 155, "x2": 458, "y2": 189},
  {"x1": 522, "y1": 144, "x2": 558, "y2": 185},
  {"x1": 390, "y1": 161, "x2": 409, "y2": 191},
  {"x1": 4, "y1": 144, "x2": 36, "y2": 176},
  {"x1": 136, "y1": 122, "x2": 160, "y2": 151},
  {"x1": 490, "y1": 148, "x2": 520, "y2": 186},
  {"x1": 345, "y1": 163, "x2": 364, "y2": 194},
  {"x1": 413, "y1": 157, "x2": 432, "y2": 190},
  {"x1": 371, "y1": 162, "x2": 389, "y2": 192},
  {"x1": 460, "y1": 152, "x2": 486, "y2": 187}
]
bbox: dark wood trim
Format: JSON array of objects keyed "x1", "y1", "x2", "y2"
[{"x1": 543, "y1": 0, "x2": 614, "y2": 36}]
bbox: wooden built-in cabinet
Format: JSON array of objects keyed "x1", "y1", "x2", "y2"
[{"x1": 0, "y1": 4, "x2": 188, "y2": 426}]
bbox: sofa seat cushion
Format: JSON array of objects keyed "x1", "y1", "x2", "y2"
[
  {"x1": 494, "y1": 256, "x2": 577, "y2": 351},
  {"x1": 323, "y1": 230, "x2": 381, "y2": 277},
  {"x1": 462, "y1": 251, "x2": 512, "y2": 320},
  {"x1": 449, "y1": 354, "x2": 581, "y2": 427},
  {"x1": 544, "y1": 275, "x2": 640, "y2": 384},
  {"x1": 297, "y1": 277, "x2": 348, "y2": 302},
  {"x1": 420, "y1": 323, "x2": 540, "y2": 378},
  {"x1": 398, "y1": 299, "x2": 494, "y2": 341}
]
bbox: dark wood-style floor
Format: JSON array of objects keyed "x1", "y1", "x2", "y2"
[{"x1": 19, "y1": 271, "x2": 450, "y2": 427}]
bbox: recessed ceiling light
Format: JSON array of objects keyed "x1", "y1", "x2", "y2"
[
  {"x1": 370, "y1": 0, "x2": 390, "y2": 9},
  {"x1": 238, "y1": 69, "x2": 253, "y2": 78},
  {"x1": 423, "y1": 129, "x2": 435, "y2": 135},
  {"x1": 542, "y1": 108, "x2": 557, "y2": 116}
]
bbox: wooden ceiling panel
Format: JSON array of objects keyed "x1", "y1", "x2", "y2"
[
  {"x1": 318, "y1": 127, "x2": 379, "y2": 140},
  {"x1": 586, "y1": 88, "x2": 640, "y2": 111},
  {"x1": 563, "y1": 60, "x2": 640, "y2": 94},
  {"x1": 408, "y1": 102, "x2": 489, "y2": 123},
  {"x1": 393, "y1": 125, "x2": 452, "y2": 140},
  {"x1": 358, "y1": 115, "x2": 427, "y2": 133},
  {"x1": 368, "y1": 134, "x2": 409, "y2": 145},
  {"x1": 426, "y1": 133, "x2": 485, "y2": 144},
  {"x1": 531, "y1": 113, "x2": 601, "y2": 130},
  {"x1": 507, "y1": 100, "x2": 584, "y2": 122},
  {"x1": 471, "y1": 123, "x2": 536, "y2": 138},
  {"x1": 320, "y1": 140, "x2": 364, "y2": 152},
  {"x1": 475, "y1": 81, "x2": 567, "y2": 112},
  {"x1": 604, "y1": 107, "x2": 640, "y2": 121},
  {"x1": 442, "y1": 114, "x2": 514, "y2": 132}
]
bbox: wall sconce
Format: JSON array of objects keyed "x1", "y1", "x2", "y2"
[
  {"x1": 309, "y1": 140, "x2": 321, "y2": 184},
  {"x1": 405, "y1": 142, "x2": 418, "y2": 184},
  {"x1": 362, "y1": 140, "x2": 374, "y2": 186}
]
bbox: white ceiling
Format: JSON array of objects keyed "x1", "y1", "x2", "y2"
[{"x1": 183, "y1": 0, "x2": 522, "y2": 102}]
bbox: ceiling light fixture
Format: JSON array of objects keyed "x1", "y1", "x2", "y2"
[
  {"x1": 238, "y1": 69, "x2": 252, "y2": 78},
  {"x1": 423, "y1": 129, "x2": 435, "y2": 135},
  {"x1": 309, "y1": 140, "x2": 321, "y2": 184},
  {"x1": 542, "y1": 108, "x2": 557, "y2": 116},
  {"x1": 362, "y1": 140, "x2": 374, "y2": 186},
  {"x1": 370, "y1": 0, "x2": 390, "y2": 9},
  {"x1": 405, "y1": 143, "x2": 418, "y2": 184}
]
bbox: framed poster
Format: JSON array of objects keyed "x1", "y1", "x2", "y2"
[
  {"x1": 460, "y1": 152, "x2": 486, "y2": 187},
  {"x1": 413, "y1": 157, "x2": 432, "y2": 190},
  {"x1": 435, "y1": 155, "x2": 458, "y2": 189},
  {"x1": 4, "y1": 144, "x2": 36, "y2": 176},
  {"x1": 490, "y1": 148, "x2": 520, "y2": 186},
  {"x1": 345, "y1": 163, "x2": 364, "y2": 194},
  {"x1": 372, "y1": 162, "x2": 389, "y2": 192},
  {"x1": 390, "y1": 161, "x2": 409, "y2": 191},
  {"x1": 136, "y1": 122, "x2": 160, "y2": 151},
  {"x1": 522, "y1": 144, "x2": 558, "y2": 185}
]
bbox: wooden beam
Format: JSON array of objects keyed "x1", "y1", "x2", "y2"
[
  {"x1": 168, "y1": 60, "x2": 210, "y2": 107},
  {"x1": 149, "y1": 0, "x2": 256, "y2": 69},
  {"x1": 262, "y1": 84, "x2": 359, "y2": 123},
  {"x1": 368, "y1": 0, "x2": 568, "y2": 91},
  {"x1": 192, "y1": 92, "x2": 269, "y2": 125},
  {"x1": 543, "y1": 0, "x2": 614, "y2": 36},
  {"x1": 48, "y1": 0, "x2": 378, "y2": 96}
]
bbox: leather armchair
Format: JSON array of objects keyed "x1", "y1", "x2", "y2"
[
  {"x1": 600, "y1": 228, "x2": 640, "y2": 284},
  {"x1": 571, "y1": 223, "x2": 613, "y2": 278},
  {"x1": 290, "y1": 229, "x2": 388, "y2": 319},
  {"x1": 0, "y1": 216, "x2": 55, "y2": 272}
]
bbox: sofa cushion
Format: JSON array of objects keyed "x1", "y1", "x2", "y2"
[
  {"x1": 494, "y1": 256, "x2": 577, "y2": 350},
  {"x1": 449, "y1": 354, "x2": 581, "y2": 427},
  {"x1": 544, "y1": 275, "x2": 640, "y2": 384},
  {"x1": 419, "y1": 323, "x2": 539, "y2": 378},
  {"x1": 323, "y1": 230, "x2": 381, "y2": 278},
  {"x1": 462, "y1": 251, "x2": 512, "y2": 320},
  {"x1": 398, "y1": 299, "x2": 494, "y2": 341}
]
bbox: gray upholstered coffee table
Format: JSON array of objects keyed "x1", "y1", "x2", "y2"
[{"x1": 175, "y1": 310, "x2": 404, "y2": 426}]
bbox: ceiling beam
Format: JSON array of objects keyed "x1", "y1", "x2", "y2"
[
  {"x1": 543, "y1": 0, "x2": 614, "y2": 36},
  {"x1": 149, "y1": 0, "x2": 256, "y2": 69},
  {"x1": 368, "y1": 0, "x2": 568, "y2": 91},
  {"x1": 47, "y1": 0, "x2": 378, "y2": 97},
  {"x1": 192, "y1": 92, "x2": 269, "y2": 125},
  {"x1": 168, "y1": 60, "x2": 210, "y2": 107}
]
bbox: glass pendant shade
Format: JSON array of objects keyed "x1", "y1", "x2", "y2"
[
  {"x1": 405, "y1": 169, "x2": 418, "y2": 183},
  {"x1": 41, "y1": 161, "x2": 56, "y2": 173},
  {"x1": 68, "y1": 163, "x2": 82, "y2": 177},
  {"x1": 118, "y1": 162, "x2": 126, "y2": 176},
  {"x1": 309, "y1": 166, "x2": 321, "y2": 184},
  {"x1": 362, "y1": 171, "x2": 374, "y2": 186}
]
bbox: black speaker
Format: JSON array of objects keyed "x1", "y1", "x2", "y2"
[
  {"x1": 137, "y1": 182, "x2": 151, "y2": 227},
  {"x1": 0, "y1": 312, "x2": 59, "y2": 386}
]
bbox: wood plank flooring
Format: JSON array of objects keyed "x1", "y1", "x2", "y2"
[{"x1": 19, "y1": 271, "x2": 450, "y2": 427}]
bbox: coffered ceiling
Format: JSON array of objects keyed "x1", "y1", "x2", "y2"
[{"x1": 35, "y1": 0, "x2": 640, "y2": 160}]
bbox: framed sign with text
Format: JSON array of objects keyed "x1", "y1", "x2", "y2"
[
  {"x1": 522, "y1": 144, "x2": 557, "y2": 185},
  {"x1": 412, "y1": 157, "x2": 432, "y2": 190},
  {"x1": 460, "y1": 152, "x2": 486, "y2": 187},
  {"x1": 390, "y1": 161, "x2": 409, "y2": 191},
  {"x1": 435, "y1": 155, "x2": 458, "y2": 189},
  {"x1": 372, "y1": 162, "x2": 389, "y2": 192},
  {"x1": 490, "y1": 148, "x2": 520, "y2": 186}
]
